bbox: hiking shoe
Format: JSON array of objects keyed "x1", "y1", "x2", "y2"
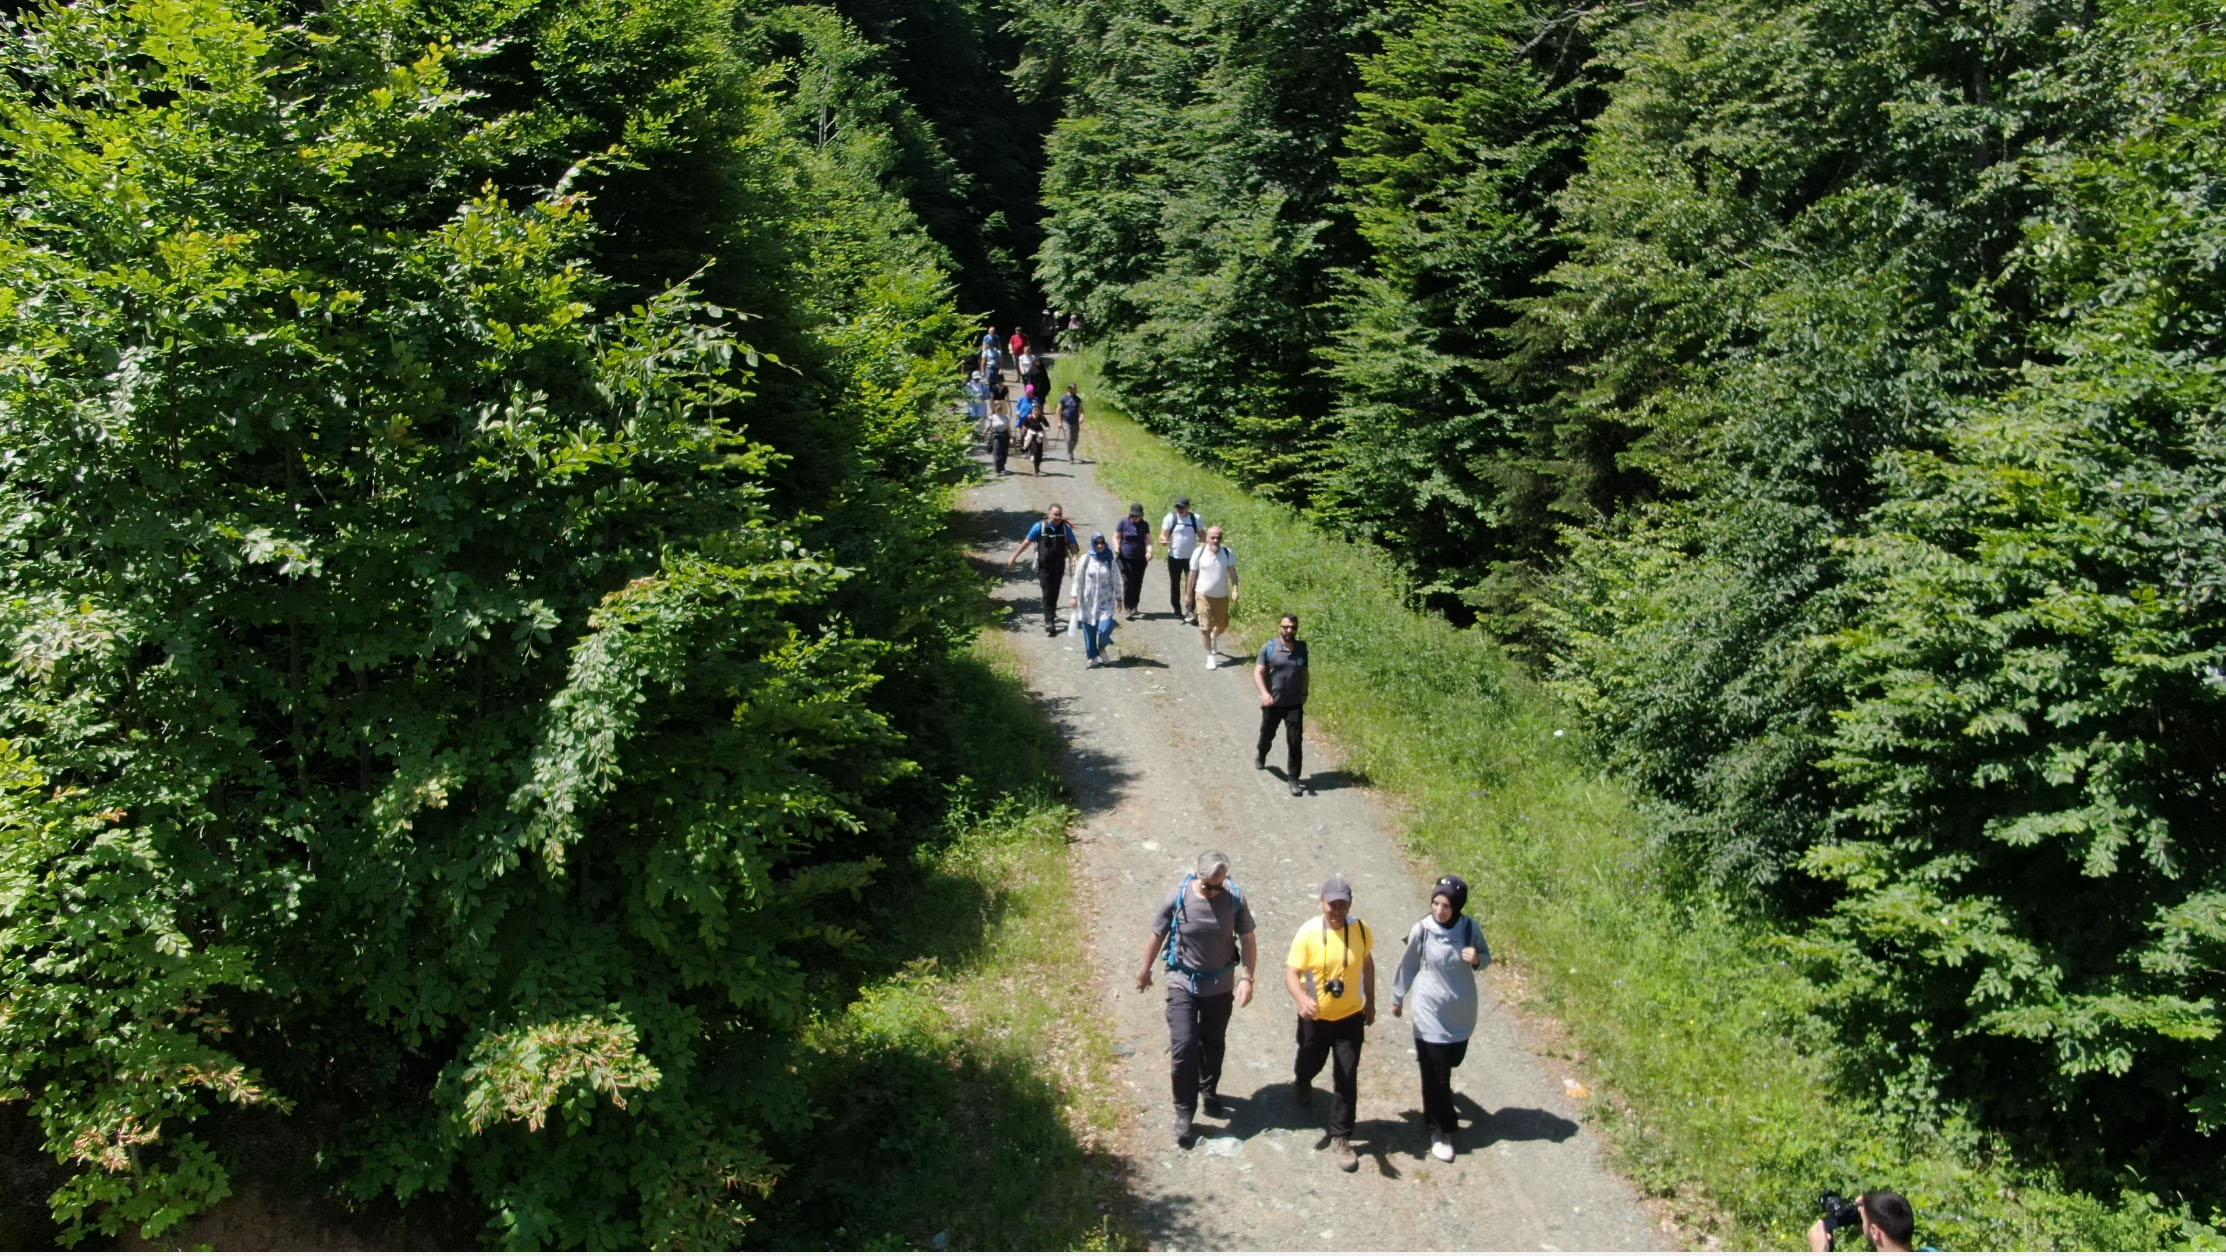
[
  {"x1": 1292, "y1": 1079, "x2": 1314, "y2": 1109},
  {"x1": 1174, "y1": 1114, "x2": 1197, "y2": 1149},
  {"x1": 1289, "y1": 780, "x2": 1305, "y2": 797},
  {"x1": 1432, "y1": 1138, "x2": 1455, "y2": 1163},
  {"x1": 1202, "y1": 1094, "x2": 1231, "y2": 1119},
  {"x1": 1334, "y1": 1137, "x2": 1359, "y2": 1172},
  {"x1": 1044, "y1": 623, "x2": 1057, "y2": 636},
  {"x1": 1253, "y1": 752, "x2": 1266, "y2": 771},
  {"x1": 1205, "y1": 656, "x2": 1217, "y2": 670}
]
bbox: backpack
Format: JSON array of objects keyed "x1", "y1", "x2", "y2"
[
  {"x1": 1037, "y1": 521, "x2": 1072, "y2": 560},
  {"x1": 1164, "y1": 873, "x2": 1247, "y2": 993}
]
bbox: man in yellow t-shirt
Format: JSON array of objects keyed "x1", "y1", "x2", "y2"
[{"x1": 1284, "y1": 875, "x2": 1375, "y2": 1172}]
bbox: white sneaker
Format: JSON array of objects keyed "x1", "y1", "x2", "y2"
[
  {"x1": 1205, "y1": 656, "x2": 1217, "y2": 670},
  {"x1": 1431, "y1": 1139, "x2": 1454, "y2": 1163}
]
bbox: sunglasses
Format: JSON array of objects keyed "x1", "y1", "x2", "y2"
[{"x1": 1198, "y1": 881, "x2": 1227, "y2": 897}]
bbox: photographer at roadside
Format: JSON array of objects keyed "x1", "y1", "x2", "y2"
[{"x1": 1807, "y1": 1190, "x2": 1916, "y2": 1253}]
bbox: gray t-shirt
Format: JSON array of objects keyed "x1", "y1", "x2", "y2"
[
  {"x1": 1389, "y1": 913, "x2": 1490, "y2": 1044},
  {"x1": 1151, "y1": 878, "x2": 1257, "y2": 997},
  {"x1": 1257, "y1": 638, "x2": 1309, "y2": 707}
]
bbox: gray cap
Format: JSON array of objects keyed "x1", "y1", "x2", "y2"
[
  {"x1": 1174, "y1": 495, "x2": 1190, "y2": 508},
  {"x1": 1320, "y1": 875, "x2": 1354, "y2": 904}
]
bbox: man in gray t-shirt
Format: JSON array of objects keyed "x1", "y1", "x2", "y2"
[{"x1": 1135, "y1": 850, "x2": 1259, "y2": 1147}]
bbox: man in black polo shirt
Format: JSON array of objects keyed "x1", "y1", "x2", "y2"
[{"x1": 1254, "y1": 614, "x2": 1310, "y2": 796}]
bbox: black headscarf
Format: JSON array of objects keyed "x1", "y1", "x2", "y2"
[{"x1": 1432, "y1": 874, "x2": 1469, "y2": 917}]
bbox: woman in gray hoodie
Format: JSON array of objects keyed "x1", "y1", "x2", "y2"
[{"x1": 1389, "y1": 874, "x2": 1490, "y2": 1162}]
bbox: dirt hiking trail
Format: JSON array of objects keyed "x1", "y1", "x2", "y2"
[{"x1": 960, "y1": 398, "x2": 1668, "y2": 1251}]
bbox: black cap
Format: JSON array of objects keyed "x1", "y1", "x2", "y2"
[
  {"x1": 1130, "y1": 502, "x2": 1145, "y2": 516},
  {"x1": 1320, "y1": 875, "x2": 1354, "y2": 904},
  {"x1": 1175, "y1": 495, "x2": 1191, "y2": 508}
]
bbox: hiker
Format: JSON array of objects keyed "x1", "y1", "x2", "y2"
[
  {"x1": 1058, "y1": 384, "x2": 1084, "y2": 461},
  {"x1": 1184, "y1": 525, "x2": 1238, "y2": 668},
  {"x1": 1072, "y1": 533, "x2": 1121, "y2": 667},
  {"x1": 1160, "y1": 497, "x2": 1205, "y2": 621},
  {"x1": 986, "y1": 402, "x2": 1011, "y2": 474},
  {"x1": 1389, "y1": 874, "x2": 1489, "y2": 1162},
  {"x1": 1253, "y1": 613, "x2": 1309, "y2": 795},
  {"x1": 1008, "y1": 327, "x2": 1029, "y2": 361},
  {"x1": 1015, "y1": 389, "x2": 1046, "y2": 475},
  {"x1": 1808, "y1": 1191, "x2": 1918, "y2": 1253},
  {"x1": 1136, "y1": 850, "x2": 1259, "y2": 1148},
  {"x1": 966, "y1": 372, "x2": 991, "y2": 443},
  {"x1": 1113, "y1": 503, "x2": 1154, "y2": 620},
  {"x1": 1008, "y1": 504, "x2": 1079, "y2": 636},
  {"x1": 1286, "y1": 875, "x2": 1375, "y2": 1173}
]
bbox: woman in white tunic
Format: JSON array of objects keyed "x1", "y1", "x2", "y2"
[{"x1": 1071, "y1": 532, "x2": 1122, "y2": 666}]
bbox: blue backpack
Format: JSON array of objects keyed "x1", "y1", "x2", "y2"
[{"x1": 1164, "y1": 873, "x2": 1246, "y2": 994}]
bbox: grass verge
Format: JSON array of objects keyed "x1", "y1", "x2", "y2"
[
  {"x1": 1058, "y1": 348, "x2": 2203, "y2": 1251},
  {"x1": 745, "y1": 629, "x2": 1134, "y2": 1251}
]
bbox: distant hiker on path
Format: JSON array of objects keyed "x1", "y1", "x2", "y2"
[
  {"x1": 1160, "y1": 497, "x2": 1204, "y2": 621},
  {"x1": 1390, "y1": 874, "x2": 1489, "y2": 1163},
  {"x1": 1113, "y1": 503, "x2": 1153, "y2": 620},
  {"x1": 1059, "y1": 384, "x2": 1084, "y2": 461},
  {"x1": 1137, "y1": 850, "x2": 1259, "y2": 1149},
  {"x1": 1016, "y1": 389, "x2": 1047, "y2": 475},
  {"x1": 1185, "y1": 526, "x2": 1238, "y2": 668},
  {"x1": 1287, "y1": 875, "x2": 1375, "y2": 1173},
  {"x1": 1009, "y1": 503, "x2": 1079, "y2": 636},
  {"x1": 1072, "y1": 532, "x2": 1122, "y2": 667},
  {"x1": 1253, "y1": 614, "x2": 1309, "y2": 795}
]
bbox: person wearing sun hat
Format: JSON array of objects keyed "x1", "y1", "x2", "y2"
[
  {"x1": 1390, "y1": 873, "x2": 1490, "y2": 1162},
  {"x1": 1285, "y1": 875, "x2": 1375, "y2": 1171}
]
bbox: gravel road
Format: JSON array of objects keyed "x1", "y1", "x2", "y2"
[{"x1": 960, "y1": 423, "x2": 1669, "y2": 1252}]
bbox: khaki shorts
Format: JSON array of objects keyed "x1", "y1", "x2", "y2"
[{"x1": 1201, "y1": 595, "x2": 1231, "y2": 634}]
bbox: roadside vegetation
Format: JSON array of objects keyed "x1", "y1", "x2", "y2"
[{"x1": 1063, "y1": 349, "x2": 2217, "y2": 1251}]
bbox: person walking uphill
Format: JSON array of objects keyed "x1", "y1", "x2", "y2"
[
  {"x1": 1114, "y1": 503, "x2": 1154, "y2": 620},
  {"x1": 1071, "y1": 532, "x2": 1122, "y2": 666},
  {"x1": 1160, "y1": 497, "x2": 1205, "y2": 621},
  {"x1": 1008, "y1": 504, "x2": 1079, "y2": 636},
  {"x1": 1058, "y1": 384, "x2": 1085, "y2": 461},
  {"x1": 1136, "y1": 851, "x2": 1260, "y2": 1148},
  {"x1": 1287, "y1": 876, "x2": 1375, "y2": 1173},
  {"x1": 1185, "y1": 526, "x2": 1238, "y2": 668},
  {"x1": 1390, "y1": 875, "x2": 1490, "y2": 1163},
  {"x1": 1254, "y1": 614, "x2": 1309, "y2": 795}
]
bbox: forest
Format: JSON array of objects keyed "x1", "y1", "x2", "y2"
[
  {"x1": 1033, "y1": 0, "x2": 2222, "y2": 1238},
  {"x1": 0, "y1": 0, "x2": 2220, "y2": 1246}
]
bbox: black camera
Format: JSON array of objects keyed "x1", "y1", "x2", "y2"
[
  {"x1": 1820, "y1": 1192, "x2": 1863, "y2": 1235},
  {"x1": 1324, "y1": 978, "x2": 1346, "y2": 999}
]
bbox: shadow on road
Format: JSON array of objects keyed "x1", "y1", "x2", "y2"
[{"x1": 1462, "y1": 1099, "x2": 1581, "y2": 1147}]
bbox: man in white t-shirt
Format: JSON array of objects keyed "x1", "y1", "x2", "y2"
[
  {"x1": 1160, "y1": 496, "x2": 1205, "y2": 622},
  {"x1": 1184, "y1": 526, "x2": 1239, "y2": 668}
]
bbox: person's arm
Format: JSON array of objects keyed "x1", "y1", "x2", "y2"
[
  {"x1": 1286, "y1": 962, "x2": 1317, "y2": 1020},
  {"x1": 1362, "y1": 949, "x2": 1378, "y2": 1026},
  {"x1": 1185, "y1": 565, "x2": 1198, "y2": 605},
  {"x1": 1255, "y1": 657, "x2": 1275, "y2": 706},
  {"x1": 1158, "y1": 515, "x2": 1172, "y2": 546},
  {"x1": 1136, "y1": 929, "x2": 1167, "y2": 992},
  {"x1": 1009, "y1": 527, "x2": 1036, "y2": 567},
  {"x1": 1389, "y1": 925, "x2": 1423, "y2": 1016},
  {"x1": 1227, "y1": 555, "x2": 1238, "y2": 600},
  {"x1": 1237, "y1": 931, "x2": 1258, "y2": 1008}
]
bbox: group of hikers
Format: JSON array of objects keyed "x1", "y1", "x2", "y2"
[
  {"x1": 971, "y1": 333, "x2": 1927, "y2": 1244},
  {"x1": 1007, "y1": 496, "x2": 1307, "y2": 794},
  {"x1": 969, "y1": 326, "x2": 1082, "y2": 474},
  {"x1": 1139, "y1": 855, "x2": 1490, "y2": 1174}
]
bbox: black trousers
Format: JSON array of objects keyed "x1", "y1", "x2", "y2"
[
  {"x1": 1258, "y1": 703, "x2": 1303, "y2": 778},
  {"x1": 1294, "y1": 1013, "x2": 1366, "y2": 1138},
  {"x1": 1416, "y1": 1036, "x2": 1470, "y2": 1140},
  {"x1": 1166, "y1": 986, "x2": 1235, "y2": 1115},
  {"x1": 1117, "y1": 554, "x2": 1148, "y2": 609},
  {"x1": 1166, "y1": 554, "x2": 1191, "y2": 615},
  {"x1": 1029, "y1": 426, "x2": 1046, "y2": 471},
  {"x1": 989, "y1": 429, "x2": 1009, "y2": 473},
  {"x1": 1038, "y1": 562, "x2": 1065, "y2": 628}
]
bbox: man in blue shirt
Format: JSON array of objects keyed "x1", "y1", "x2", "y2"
[{"x1": 1008, "y1": 503, "x2": 1080, "y2": 636}]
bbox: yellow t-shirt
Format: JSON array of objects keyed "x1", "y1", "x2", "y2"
[{"x1": 1287, "y1": 915, "x2": 1373, "y2": 1022}]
